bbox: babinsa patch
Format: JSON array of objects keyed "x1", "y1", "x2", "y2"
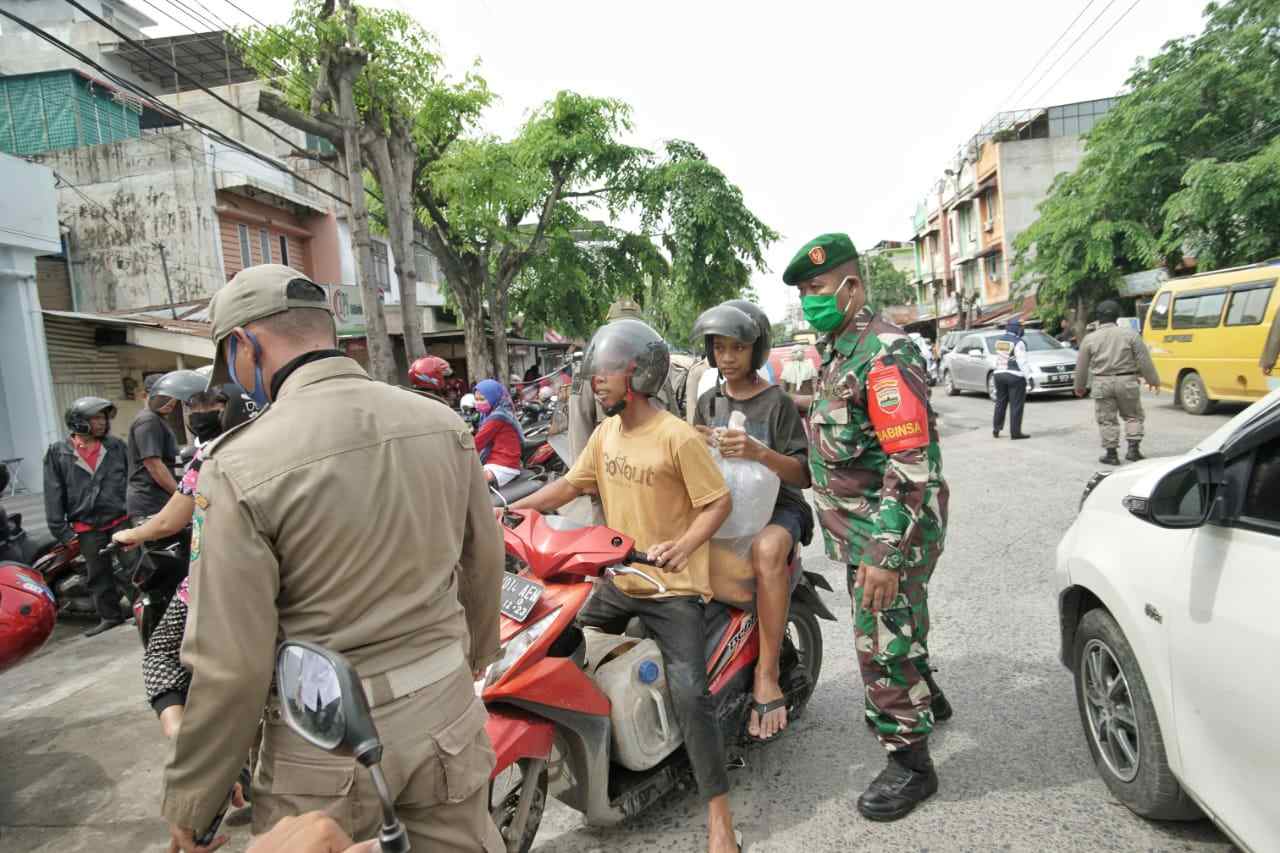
[{"x1": 873, "y1": 377, "x2": 902, "y2": 414}]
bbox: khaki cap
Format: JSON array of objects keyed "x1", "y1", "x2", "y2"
[{"x1": 208, "y1": 264, "x2": 331, "y2": 386}]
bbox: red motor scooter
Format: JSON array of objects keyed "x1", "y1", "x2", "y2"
[{"x1": 481, "y1": 509, "x2": 836, "y2": 853}]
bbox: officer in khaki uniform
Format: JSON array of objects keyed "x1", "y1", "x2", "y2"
[
  {"x1": 1073, "y1": 300, "x2": 1161, "y2": 465},
  {"x1": 161, "y1": 265, "x2": 504, "y2": 853}
]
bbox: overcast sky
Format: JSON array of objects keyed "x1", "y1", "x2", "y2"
[{"x1": 150, "y1": 0, "x2": 1212, "y2": 320}]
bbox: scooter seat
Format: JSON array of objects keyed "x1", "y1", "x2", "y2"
[
  {"x1": 622, "y1": 600, "x2": 738, "y2": 668},
  {"x1": 492, "y1": 477, "x2": 542, "y2": 507}
]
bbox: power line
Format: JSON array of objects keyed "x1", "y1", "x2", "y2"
[
  {"x1": 0, "y1": 5, "x2": 350, "y2": 209},
  {"x1": 1032, "y1": 0, "x2": 1145, "y2": 106},
  {"x1": 1001, "y1": 0, "x2": 1099, "y2": 110},
  {"x1": 1013, "y1": 0, "x2": 1121, "y2": 109},
  {"x1": 60, "y1": 0, "x2": 350, "y2": 193}
]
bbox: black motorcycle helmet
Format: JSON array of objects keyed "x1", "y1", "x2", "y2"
[
  {"x1": 65, "y1": 397, "x2": 117, "y2": 436},
  {"x1": 150, "y1": 369, "x2": 210, "y2": 404},
  {"x1": 692, "y1": 304, "x2": 763, "y2": 370},
  {"x1": 219, "y1": 383, "x2": 260, "y2": 434},
  {"x1": 580, "y1": 319, "x2": 670, "y2": 396},
  {"x1": 1096, "y1": 300, "x2": 1121, "y2": 323}
]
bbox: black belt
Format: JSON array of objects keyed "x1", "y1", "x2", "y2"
[{"x1": 1098, "y1": 372, "x2": 1137, "y2": 376}]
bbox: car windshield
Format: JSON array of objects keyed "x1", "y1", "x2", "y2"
[{"x1": 984, "y1": 330, "x2": 1064, "y2": 352}]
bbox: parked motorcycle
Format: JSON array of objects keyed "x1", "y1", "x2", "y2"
[
  {"x1": 0, "y1": 562, "x2": 57, "y2": 674},
  {"x1": 30, "y1": 536, "x2": 97, "y2": 618},
  {"x1": 480, "y1": 509, "x2": 836, "y2": 851},
  {"x1": 100, "y1": 532, "x2": 189, "y2": 647},
  {"x1": 0, "y1": 499, "x2": 54, "y2": 568}
]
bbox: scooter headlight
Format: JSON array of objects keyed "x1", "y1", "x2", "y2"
[{"x1": 483, "y1": 607, "x2": 562, "y2": 688}]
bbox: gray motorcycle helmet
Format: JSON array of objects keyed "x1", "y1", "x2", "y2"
[
  {"x1": 150, "y1": 369, "x2": 211, "y2": 404},
  {"x1": 581, "y1": 319, "x2": 670, "y2": 397},
  {"x1": 693, "y1": 303, "x2": 765, "y2": 370},
  {"x1": 65, "y1": 396, "x2": 117, "y2": 435},
  {"x1": 723, "y1": 299, "x2": 772, "y2": 370}
]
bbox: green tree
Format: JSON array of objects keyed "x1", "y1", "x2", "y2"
[
  {"x1": 1014, "y1": 0, "x2": 1280, "y2": 327},
  {"x1": 245, "y1": 0, "x2": 491, "y2": 376},
  {"x1": 862, "y1": 254, "x2": 916, "y2": 313}
]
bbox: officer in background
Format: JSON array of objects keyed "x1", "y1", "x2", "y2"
[
  {"x1": 991, "y1": 317, "x2": 1031, "y2": 440},
  {"x1": 161, "y1": 265, "x2": 504, "y2": 853},
  {"x1": 783, "y1": 233, "x2": 951, "y2": 822},
  {"x1": 1074, "y1": 300, "x2": 1161, "y2": 465}
]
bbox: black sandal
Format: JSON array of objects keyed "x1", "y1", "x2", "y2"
[{"x1": 747, "y1": 697, "x2": 789, "y2": 743}]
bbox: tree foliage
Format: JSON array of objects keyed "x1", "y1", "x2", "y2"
[
  {"x1": 244, "y1": 2, "x2": 776, "y2": 382},
  {"x1": 1014, "y1": 0, "x2": 1280, "y2": 325}
]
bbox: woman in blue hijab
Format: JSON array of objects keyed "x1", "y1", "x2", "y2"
[{"x1": 473, "y1": 379, "x2": 524, "y2": 486}]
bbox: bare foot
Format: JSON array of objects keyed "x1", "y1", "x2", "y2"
[{"x1": 748, "y1": 673, "x2": 787, "y2": 741}]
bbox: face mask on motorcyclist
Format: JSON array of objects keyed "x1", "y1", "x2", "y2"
[
  {"x1": 474, "y1": 398, "x2": 493, "y2": 415},
  {"x1": 226, "y1": 330, "x2": 270, "y2": 409},
  {"x1": 802, "y1": 276, "x2": 856, "y2": 333},
  {"x1": 187, "y1": 411, "x2": 223, "y2": 442}
]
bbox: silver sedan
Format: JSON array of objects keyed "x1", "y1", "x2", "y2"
[{"x1": 941, "y1": 329, "x2": 1079, "y2": 400}]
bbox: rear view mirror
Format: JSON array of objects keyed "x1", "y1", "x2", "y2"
[
  {"x1": 1125, "y1": 454, "x2": 1223, "y2": 528},
  {"x1": 275, "y1": 641, "x2": 410, "y2": 852}
]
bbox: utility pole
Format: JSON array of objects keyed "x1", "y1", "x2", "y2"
[{"x1": 156, "y1": 243, "x2": 177, "y2": 319}]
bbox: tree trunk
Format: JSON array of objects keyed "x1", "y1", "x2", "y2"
[
  {"x1": 489, "y1": 272, "x2": 510, "y2": 383},
  {"x1": 334, "y1": 41, "x2": 394, "y2": 383},
  {"x1": 456, "y1": 276, "x2": 492, "y2": 382},
  {"x1": 366, "y1": 128, "x2": 425, "y2": 367}
]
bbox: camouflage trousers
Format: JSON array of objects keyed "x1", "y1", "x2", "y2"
[
  {"x1": 849, "y1": 555, "x2": 937, "y2": 752},
  {"x1": 1092, "y1": 374, "x2": 1145, "y2": 448}
]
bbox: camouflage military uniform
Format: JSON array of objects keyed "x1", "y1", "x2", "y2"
[{"x1": 809, "y1": 307, "x2": 950, "y2": 751}]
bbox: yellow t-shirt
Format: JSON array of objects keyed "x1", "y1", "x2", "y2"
[{"x1": 566, "y1": 410, "x2": 728, "y2": 599}]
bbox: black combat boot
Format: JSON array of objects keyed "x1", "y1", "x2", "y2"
[
  {"x1": 1125, "y1": 441, "x2": 1144, "y2": 462},
  {"x1": 1099, "y1": 448, "x2": 1120, "y2": 466},
  {"x1": 921, "y1": 667, "x2": 953, "y2": 722},
  {"x1": 857, "y1": 743, "x2": 939, "y2": 821}
]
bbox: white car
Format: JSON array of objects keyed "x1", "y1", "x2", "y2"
[{"x1": 1056, "y1": 390, "x2": 1280, "y2": 851}]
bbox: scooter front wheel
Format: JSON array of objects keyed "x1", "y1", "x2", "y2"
[
  {"x1": 490, "y1": 757, "x2": 548, "y2": 853},
  {"x1": 782, "y1": 603, "x2": 824, "y2": 719}
]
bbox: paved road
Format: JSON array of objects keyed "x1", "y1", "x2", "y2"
[{"x1": 0, "y1": 388, "x2": 1243, "y2": 852}]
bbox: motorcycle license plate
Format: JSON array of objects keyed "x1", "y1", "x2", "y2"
[{"x1": 500, "y1": 574, "x2": 543, "y2": 622}]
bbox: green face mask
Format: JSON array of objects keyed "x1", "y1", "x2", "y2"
[{"x1": 802, "y1": 277, "x2": 853, "y2": 333}]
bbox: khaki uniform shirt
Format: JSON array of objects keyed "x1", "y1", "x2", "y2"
[
  {"x1": 1074, "y1": 323, "x2": 1160, "y2": 393},
  {"x1": 161, "y1": 357, "x2": 503, "y2": 829}
]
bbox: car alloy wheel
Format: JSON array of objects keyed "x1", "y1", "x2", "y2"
[
  {"x1": 1081, "y1": 638, "x2": 1140, "y2": 782},
  {"x1": 944, "y1": 371, "x2": 960, "y2": 396},
  {"x1": 986, "y1": 373, "x2": 997, "y2": 402}
]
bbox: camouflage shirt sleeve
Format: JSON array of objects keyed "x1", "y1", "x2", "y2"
[{"x1": 863, "y1": 339, "x2": 936, "y2": 573}]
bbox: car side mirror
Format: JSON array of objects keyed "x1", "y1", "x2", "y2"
[
  {"x1": 1124, "y1": 453, "x2": 1224, "y2": 529},
  {"x1": 275, "y1": 641, "x2": 410, "y2": 852}
]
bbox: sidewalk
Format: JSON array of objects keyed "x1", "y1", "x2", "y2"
[{"x1": 0, "y1": 623, "x2": 253, "y2": 852}]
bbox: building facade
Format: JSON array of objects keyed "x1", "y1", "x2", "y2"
[
  {"x1": 910, "y1": 97, "x2": 1118, "y2": 330},
  {"x1": 0, "y1": 153, "x2": 61, "y2": 493}
]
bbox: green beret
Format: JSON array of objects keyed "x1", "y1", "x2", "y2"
[{"x1": 782, "y1": 233, "x2": 859, "y2": 285}]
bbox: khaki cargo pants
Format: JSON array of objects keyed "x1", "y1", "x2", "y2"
[
  {"x1": 253, "y1": 666, "x2": 504, "y2": 852},
  {"x1": 1092, "y1": 374, "x2": 1145, "y2": 449}
]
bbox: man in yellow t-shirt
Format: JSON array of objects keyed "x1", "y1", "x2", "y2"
[{"x1": 513, "y1": 319, "x2": 739, "y2": 853}]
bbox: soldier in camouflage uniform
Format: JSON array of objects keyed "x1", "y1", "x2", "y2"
[{"x1": 783, "y1": 233, "x2": 951, "y2": 822}]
